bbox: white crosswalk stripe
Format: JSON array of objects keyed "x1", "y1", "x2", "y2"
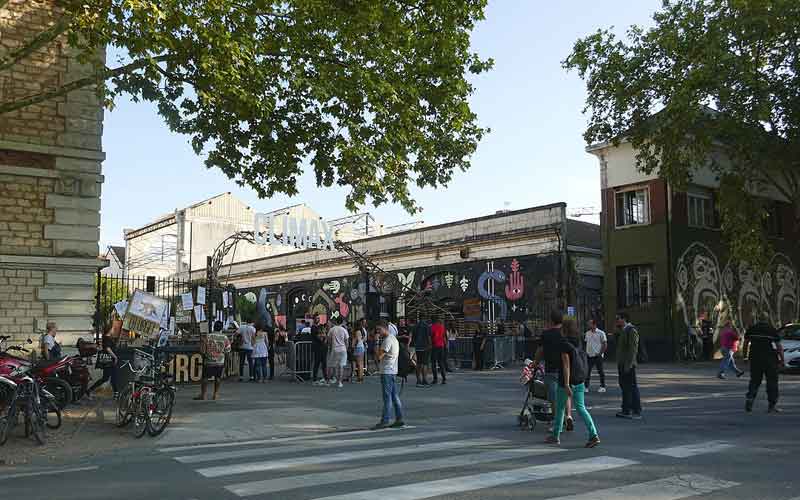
[
  {"x1": 545, "y1": 473, "x2": 739, "y2": 499},
  {"x1": 174, "y1": 430, "x2": 458, "y2": 464},
  {"x1": 310, "y1": 456, "x2": 638, "y2": 500},
  {"x1": 225, "y1": 446, "x2": 566, "y2": 497},
  {"x1": 166, "y1": 430, "x2": 746, "y2": 499},
  {"x1": 196, "y1": 437, "x2": 506, "y2": 478},
  {"x1": 641, "y1": 440, "x2": 734, "y2": 458}
]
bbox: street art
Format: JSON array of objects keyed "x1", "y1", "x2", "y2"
[
  {"x1": 322, "y1": 280, "x2": 341, "y2": 294},
  {"x1": 505, "y1": 259, "x2": 525, "y2": 301},
  {"x1": 397, "y1": 272, "x2": 416, "y2": 292},
  {"x1": 478, "y1": 269, "x2": 508, "y2": 321},
  {"x1": 459, "y1": 276, "x2": 470, "y2": 292},
  {"x1": 334, "y1": 293, "x2": 350, "y2": 319},
  {"x1": 256, "y1": 288, "x2": 275, "y2": 330},
  {"x1": 444, "y1": 272, "x2": 454, "y2": 288},
  {"x1": 676, "y1": 242, "x2": 800, "y2": 336}
]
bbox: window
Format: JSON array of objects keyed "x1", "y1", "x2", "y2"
[
  {"x1": 687, "y1": 194, "x2": 716, "y2": 228},
  {"x1": 615, "y1": 188, "x2": 649, "y2": 227},
  {"x1": 617, "y1": 265, "x2": 654, "y2": 307}
]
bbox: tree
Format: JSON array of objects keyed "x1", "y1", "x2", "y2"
[
  {"x1": 564, "y1": 0, "x2": 800, "y2": 266},
  {"x1": 0, "y1": 0, "x2": 492, "y2": 214}
]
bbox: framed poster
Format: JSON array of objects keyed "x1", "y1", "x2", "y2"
[{"x1": 123, "y1": 290, "x2": 169, "y2": 336}]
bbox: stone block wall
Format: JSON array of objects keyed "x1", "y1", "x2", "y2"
[{"x1": 0, "y1": 0, "x2": 106, "y2": 345}]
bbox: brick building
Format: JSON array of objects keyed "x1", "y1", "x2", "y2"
[{"x1": 0, "y1": 1, "x2": 105, "y2": 345}]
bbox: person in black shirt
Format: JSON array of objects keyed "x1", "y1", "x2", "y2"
[
  {"x1": 310, "y1": 317, "x2": 328, "y2": 385},
  {"x1": 472, "y1": 329, "x2": 487, "y2": 371},
  {"x1": 534, "y1": 309, "x2": 567, "y2": 425},
  {"x1": 412, "y1": 318, "x2": 432, "y2": 386},
  {"x1": 86, "y1": 325, "x2": 119, "y2": 398},
  {"x1": 744, "y1": 314, "x2": 783, "y2": 413}
]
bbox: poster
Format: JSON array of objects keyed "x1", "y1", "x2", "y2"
[
  {"x1": 222, "y1": 291, "x2": 229, "y2": 309},
  {"x1": 114, "y1": 300, "x2": 129, "y2": 318},
  {"x1": 197, "y1": 286, "x2": 206, "y2": 305},
  {"x1": 194, "y1": 304, "x2": 206, "y2": 322},
  {"x1": 181, "y1": 292, "x2": 194, "y2": 311},
  {"x1": 160, "y1": 302, "x2": 171, "y2": 329},
  {"x1": 122, "y1": 290, "x2": 169, "y2": 336}
]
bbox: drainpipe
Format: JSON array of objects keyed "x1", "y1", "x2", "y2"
[{"x1": 665, "y1": 182, "x2": 676, "y2": 361}]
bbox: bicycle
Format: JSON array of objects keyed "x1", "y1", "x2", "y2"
[
  {"x1": 116, "y1": 348, "x2": 175, "y2": 438},
  {"x1": 678, "y1": 328, "x2": 701, "y2": 362},
  {"x1": 0, "y1": 371, "x2": 61, "y2": 446}
]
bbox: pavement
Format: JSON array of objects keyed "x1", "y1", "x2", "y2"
[{"x1": 1, "y1": 361, "x2": 799, "y2": 499}]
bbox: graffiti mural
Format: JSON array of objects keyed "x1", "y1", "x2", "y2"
[{"x1": 676, "y1": 242, "x2": 800, "y2": 334}]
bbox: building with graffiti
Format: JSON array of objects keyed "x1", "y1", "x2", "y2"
[
  {"x1": 193, "y1": 203, "x2": 602, "y2": 334},
  {"x1": 588, "y1": 141, "x2": 800, "y2": 361}
]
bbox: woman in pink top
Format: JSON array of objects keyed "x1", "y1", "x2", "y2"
[{"x1": 718, "y1": 319, "x2": 744, "y2": 379}]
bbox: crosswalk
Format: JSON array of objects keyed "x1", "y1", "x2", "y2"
[{"x1": 159, "y1": 429, "x2": 744, "y2": 499}]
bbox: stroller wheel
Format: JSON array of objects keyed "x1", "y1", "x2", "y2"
[{"x1": 517, "y1": 414, "x2": 527, "y2": 429}]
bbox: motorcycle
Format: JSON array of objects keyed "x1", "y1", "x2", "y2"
[{"x1": 0, "y1": 336, "x2": 90, "y2": 409}]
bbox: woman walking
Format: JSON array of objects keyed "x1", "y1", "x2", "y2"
[
  {"x1": 86, "y1": 324, "x2": 119, "y2": 399},
  {"x1": 252, "y1": 325, "x2": 269, "y2": 383},
  {"x1": 352, "y1": 321, "x2": 366, "y2": 383},
  {"x1": 718, "y1": 319, "x2": 744, "y2": 379}
]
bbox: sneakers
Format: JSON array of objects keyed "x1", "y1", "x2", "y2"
[
  {"x1": 745, "y1": 398, "x2": 754, "y2": 412},
  {"x1": 337, "y1": 382, "x2": 343, "y2": 388},
  {"x1": 736, "y1": 370, "x2": 745, "y2": 378},
  {"x1": 585, "y1": 435, "x2": 600, "y2": 448},
  {"x1": 390, "y1": 420, "x2": 405, "y2": 428},
  {"x1": 598, "y1": 387, "x2": 607, "y2": 393},
  {"x1": 717, "y1": 373, "x2": 726, "y2": 380},
  {"x1": 372, "y1": 422, "x2": 390, "y2": 430},
  {"x1": 584, "y1": 387, "x2": 589, "y2": 394},
  {"x1": 631, "y1": 413, "x2": 643, "y2": 420},
  {"x1": 330, "y1": 377, "x2": 338, "y2": 384},
  {"x1": 544, "y1": 435, "x2": 560, "y2": 445},
  {"x1": 767, "y1": 405, "x2": 782, "y2": 414}
]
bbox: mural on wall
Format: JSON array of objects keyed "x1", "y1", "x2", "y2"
[
  {"x1": 237, "y1": 254, "x2": 562, "y2": 328},
  {"x1": 675, "y1": 242, "x2": 800, "y2": 336}
]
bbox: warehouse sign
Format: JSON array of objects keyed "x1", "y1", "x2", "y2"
[{"x1": 253, "y1": 213, "x2": 336, "y2": 250}]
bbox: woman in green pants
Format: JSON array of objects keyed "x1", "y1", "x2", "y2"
[{"x1": 545, "y1": 321, "x2": 600, "y2": 448}]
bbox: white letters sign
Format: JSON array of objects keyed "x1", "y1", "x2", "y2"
[{"x1": 254, "y1": 213, "x2": 335, "y2": 251}]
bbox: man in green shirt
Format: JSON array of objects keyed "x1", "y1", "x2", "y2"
[{"x1": 615, "y1": 312, "x2": 642, "y2": 419}]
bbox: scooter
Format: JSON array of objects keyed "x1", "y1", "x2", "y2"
[{"x1": 0, "y1": 336, "x2": 90, "y2": 409}]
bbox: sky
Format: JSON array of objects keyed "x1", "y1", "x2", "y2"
[{"x1": 99, "y1": 0, "x2": 663, "y2": 248}]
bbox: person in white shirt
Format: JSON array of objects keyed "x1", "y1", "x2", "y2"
[
  {"x1": 373, "y1": 320, "x2": 404, "y2": 429},
  {"x1": 252, "y1": 326, "x2": 269, "y2": 383},
  {"x1": 327, "y1": 316, "x2": 349, "y2": 388},
  {"x1": 237, "y1": 322, "x2": 256, "y2": 382},
  {"x1": 388, "y1": 322, "x2": 398, "y2": 337},
  {"x1": 584, "y1": 319, "x2": 608, "y2": 393}
]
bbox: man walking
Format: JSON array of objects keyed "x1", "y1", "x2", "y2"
[
  {"x1": 311, "y1": 317, "x2": 328, "y2": 385},
  {"x1": 327, "y1": 316, "x2": 349, "y2": 388},
  {"x1": 584, "y1": 319, "x2": 607, "y2": 393},
  {"x1": 412, "y1": 317, "x2": 432, "y2": 387},
  {"x1": 430, "y1": 317, "x2": 447, "y2": 384},
  {"x1": 195, "y1": 321, "x2": 232, "y2": 401},
  {"x1": 373, "y1": 321, "x2": 404, "y2": 429},
  {"x1": 744, "y1": 313, "x2": 783, "y2": 413},
  {"x1": 615, "y1": 313, "x2": 642, "y2": 419},
  {"x1": 534, "y1": 309, "x2": 570, "y2": 430}
]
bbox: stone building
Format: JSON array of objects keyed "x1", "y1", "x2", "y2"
[{"x1": 0, "y1": 1, "x2": 105, "y2": 345}]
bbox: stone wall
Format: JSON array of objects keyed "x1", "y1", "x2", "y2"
[{"x1": 0, "y1": 0, "x2": 106, "y2": 345}]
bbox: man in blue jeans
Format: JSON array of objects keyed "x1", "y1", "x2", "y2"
[
  {"x1": 615, "y1": 312, "x2": 642, "y2": 419},
  {"x1": 373, "y1": 321, "x2": 404, "y2": 429}
]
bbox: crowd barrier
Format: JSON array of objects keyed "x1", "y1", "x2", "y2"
[
  {"x1": 448, "y1": 335, "x2": 526, "y2": 370},
  {"x1": 280, "y1": 340, "x2": 313, "y2": 383}
]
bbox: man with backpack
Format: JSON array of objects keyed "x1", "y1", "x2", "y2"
[
  {"x1": 615, "y1": 312, "x2": 642, "y2": 419},
  {"x1": 544, "y1": 319, "x2": 599, "y2": 447}
]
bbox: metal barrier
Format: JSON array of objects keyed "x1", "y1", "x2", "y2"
[
  {"x1": 449, "y1": 337, "x2": 474, "y2": 369},
  {"x1": 486, "y1": 336, "x2": 515, "y2": 370},
  {"x1": 280, "y1": 341, "x2": 313, "y2": 383}
]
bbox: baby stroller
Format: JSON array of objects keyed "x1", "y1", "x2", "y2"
[{"x1": 517, "y1": 359, "x2": 553, "y2": 432}]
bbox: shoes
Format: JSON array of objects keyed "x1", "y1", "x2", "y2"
[
  {"x1": 390, "y1": 420, "x2": 405, "y2": 428},
  {"x1": 544, "y1": 435, "x2": 560, "y2": 445},
  {"x1": 767, "y1": 406, "x2": 782, "y2": 414},
  {"x1": 372, "y1": 422, "x2": 390, "y2": 430},
  {"x1": 193, "y1": 396, "x2": 204, "y2": 401},
  {"x1": 745, "y1": 398, "x2": 754, "y2": 412},
  {"x1": 631, "y1": 413, "x2": 642, "y2": 420},
  {"x1": 717, "y1": 373, "x2": 726, "y2": 379},
  {"x1": 238, "y1": 377, "x2": 244, "y2": 382},
  {"x1": 616, "y1": 412, "x2": 632, "y2": 419},
  {"x1": 598, "y1": 387, "x2": 607, "y2": 393},
  {"x1": 330, "y1": 377, "x2": 338, "y2": 384},
  {"x1": 337, "y1": 382, "x2": 343, "y2": 388},
  {"x1": 432, "y1": 380, "x2": 438, "y2": 385},
  {"x1": 585, "y1": 435, "x2": 600, "y2": 448},
  {"x1": 441, "y1": 380, "x2": 447, "y2": 385},
  {"x1": 565, "y1": 417, "x2": 574, "y2": 431},
  {"x1": 736, "y1": 370, "x2": 745, "y2": 378}
]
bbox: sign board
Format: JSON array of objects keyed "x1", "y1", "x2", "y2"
[
  {"x1": 463, "y1": 298, "x2": 481, "y2": 321},
  {"x1": 122, "y1": 290, "x2": 169, "y2": 336},
  {"x1": 253, "y1": 213, "x2": 335, "y2": 250}
]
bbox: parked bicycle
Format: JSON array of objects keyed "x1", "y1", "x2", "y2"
[
  {"x1": 678, "y1": 327, "x2": 702, "y2": 362},
  {"x1": 116, "y1": 348, "x2": 175, "y2": 438},
  {"x1": 0, "y1": 368, "x2": 61, "y2": 446}
]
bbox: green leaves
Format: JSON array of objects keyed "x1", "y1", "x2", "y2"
[
  {"x1": 2, "y1": 0, "x2": 491, "y2": 214},
  {"x1": 565, "y1": 0, "x2": 800, "y2": 266}
]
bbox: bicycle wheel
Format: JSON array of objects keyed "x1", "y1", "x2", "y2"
[
  {"x1": 0, "y1": 402, "x2": 16, "y2": 446},
  {"x1": 28, "y1": 399, "x2": 45, "y2": 445},
  {"x1": 132, "y1": 393, "x2": 149, "y2": 438},
  {"x1": 116, "y1": 385, "x2": 134, "y2": 427},
  {"x1": 45, "y1": 397, "x2": 62, "y2": 430},
  {"x1": 147, "y1": 387, "x2": 174, "y2": 437}
]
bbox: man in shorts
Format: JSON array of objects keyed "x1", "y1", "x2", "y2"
[
  {"x1": 412, "y1": 317, "x2": 432, "y2": 387},
  {"x1": 195, "y1": 321, "x2": 231, "y2": 401},
  {"x1": 327, "y1": 316, "x2": 349, "y2": 388}
]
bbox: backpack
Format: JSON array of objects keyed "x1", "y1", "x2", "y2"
[
  {"x1": 569, "y1": 343, "x2": 588, "y2": 386},
  {"x1": 397, "y1": 342, "x2": 416, "y2": 377}
]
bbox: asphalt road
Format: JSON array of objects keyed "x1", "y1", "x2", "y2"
[{"x1": 1, "y1": 362, "x2": 799, "y2": 500}]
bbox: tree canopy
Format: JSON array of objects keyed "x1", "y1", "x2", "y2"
[
  {"x1": 0, "y1": 0, "x2": 492, "y2": 214},
  {"x1": 564, "y1": 0, "x2": 800, "y2": 266}
]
